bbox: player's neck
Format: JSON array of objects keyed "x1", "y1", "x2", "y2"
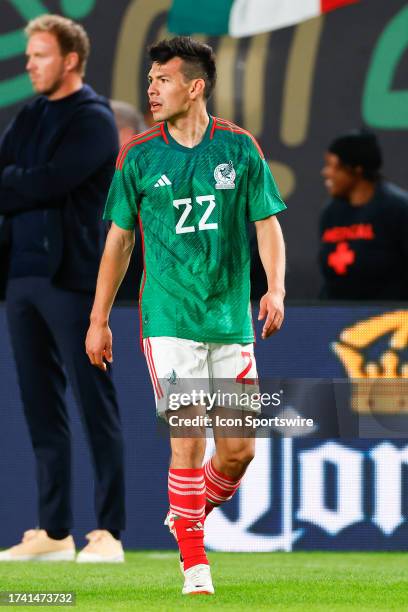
[
  {"x1": 166, "y1": 107, "x2": 209, "y2": 149},
  {"x1": 348, "y1": 180, "x2": 376, "y2": 207}
]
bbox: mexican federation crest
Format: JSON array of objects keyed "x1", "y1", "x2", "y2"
[{"x1": 214, "y1": 160, "x2": 236, "y2": 189}]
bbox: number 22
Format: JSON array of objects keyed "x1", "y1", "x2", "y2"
[{"x1": 173, "y1": 195, "x2": 218, "y2": 234}]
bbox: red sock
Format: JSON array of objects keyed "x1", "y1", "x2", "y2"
[
  {"x1": 168, "y1": 468, "x2": 208, "y2": 570},
  {"x1": 204, "y1": 459, "x2": 242, "y2": 516}
]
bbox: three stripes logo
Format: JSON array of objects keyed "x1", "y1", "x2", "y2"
[
  {"x1": 186, "y1": 521, "x2": 204, "y2": 532},
  {"x1": 154, "y1": 175, "x2": 172, "y2": 187}
]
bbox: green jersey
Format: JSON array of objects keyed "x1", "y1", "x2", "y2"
[{"x1": 104, "y1": 115, "x2": 286, "y2": 344}]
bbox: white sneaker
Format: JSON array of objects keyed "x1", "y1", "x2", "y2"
[
  {"x1": 182, "y1": 563, "x2": 214, "y2": 595},
  {"x1": 76, "y1": 530, "x2": 124, "y2": 563},
  {"x1": 164, "y1": 512, "x2": 184, "y2": 575},
  {"x1": 0, "y1": 529, "x2": 75, "y2": 561}
]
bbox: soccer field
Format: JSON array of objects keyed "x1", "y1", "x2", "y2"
[{"x1": 1, "y1": 551, "x2": 407, "y2": 611}]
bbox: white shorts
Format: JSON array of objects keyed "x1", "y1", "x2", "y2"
[{"x1": 143, "y1": 336, "x2": 259, "y2": 416}]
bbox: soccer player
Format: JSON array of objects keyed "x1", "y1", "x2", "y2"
[{"x1": 86, "y1": 37, "x2": 286, "y2": 595}]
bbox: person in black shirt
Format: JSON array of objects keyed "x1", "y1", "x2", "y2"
[
  {"x1": 319, "y1": 130, "x2": 408, "y2": 300},
  {"x1": 0, "y1": 15, "x2": 125, "y2": 562}
]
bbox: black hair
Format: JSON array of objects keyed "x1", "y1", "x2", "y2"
[
  {"x1": 148, "y1": 36, "x2": 216, "y2": 100},
  {"x1": 328, "y1": 130, "x2": 383, "y2": 181}
]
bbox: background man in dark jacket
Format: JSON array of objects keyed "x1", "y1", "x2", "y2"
[{"x1": 0, "y1": 14, "x2": 126, "y2": 563}]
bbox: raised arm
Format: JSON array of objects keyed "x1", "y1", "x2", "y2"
[
  {"x1": 86, "y1": 222, "x2": 135, "y2": 370},
  {"x1": 255, "y1": 215, "x2": 286, "y2": 339}
]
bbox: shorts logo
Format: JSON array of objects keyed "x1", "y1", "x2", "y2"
[
  {"x1": 165, "y1": 369, "x2": 178, "y2": 385},
  {"x1": 214, "y1": 161, "x2": 236, "y2": 189}
]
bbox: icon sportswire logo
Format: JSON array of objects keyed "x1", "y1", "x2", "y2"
[{"x1": 154, "y1": 175, "x2": 172, "y2": 187}]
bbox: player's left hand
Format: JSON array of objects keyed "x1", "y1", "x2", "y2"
[{"x1": 258, "y1": 290, "x2": 285, "y2": 339}]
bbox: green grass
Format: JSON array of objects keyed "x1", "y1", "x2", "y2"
[{"x1": 1, "y1": 551, "x2": 408, "y2": 611}]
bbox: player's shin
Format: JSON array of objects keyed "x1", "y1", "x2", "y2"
[
  {"x1": 168, "y1": 468, "x2": 208, "y2": 570},
  {"x1": 203, "y1": 458, "x2": 242, "y2": 517}
]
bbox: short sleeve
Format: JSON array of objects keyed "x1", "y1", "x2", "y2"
[
  {"x1": 103, "y1": 156, "x2": 140, "y2": 230},
  {"x1": 246, "y1": 139, "x2": 286, "y2": 222}
]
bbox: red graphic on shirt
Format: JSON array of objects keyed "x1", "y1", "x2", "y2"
[
  {"x1": 322, "y1": 223, "x2": 374, "y2": 243},
  {"x1": 328, "y1": 241, "x2": 355, "y2": 275}
]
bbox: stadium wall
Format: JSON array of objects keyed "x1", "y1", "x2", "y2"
[
  {"x1": 0, "y1": 0, "x2": 407, "y2": 298},
  {"x1": 1, "y1": 304, "x2": 407, "y2": 551}
]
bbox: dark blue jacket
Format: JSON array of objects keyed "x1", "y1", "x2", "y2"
[{"x1": 0, "y1": 85, "x2": 118, "y2": 295}]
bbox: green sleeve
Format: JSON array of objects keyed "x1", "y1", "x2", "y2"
[
  {"x1": 246, "y1": 140, "x2": 287, "y2": 222},
  {"x1": 103, "y1": 157, "x2": 140, "y2": 230}
]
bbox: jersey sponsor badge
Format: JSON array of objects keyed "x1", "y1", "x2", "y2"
[{"x1": 214, "y1": 161, "x2": 236, "y2": 190}]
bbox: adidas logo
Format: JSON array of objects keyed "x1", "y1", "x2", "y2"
[
  {"x1": 154, "y1": 174, "x2": 172, "y2": 187},
  {"x1": 186, "y1": 521, "x2": 204, "y2": 532}
]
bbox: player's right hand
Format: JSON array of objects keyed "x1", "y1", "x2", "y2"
[{"x1": 85, "y1": 322, "x2": 113, "y2": 371}]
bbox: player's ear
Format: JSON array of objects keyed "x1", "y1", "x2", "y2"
[{"x1": 190, "y1": 78, "x2": 206, "y2": 100}]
